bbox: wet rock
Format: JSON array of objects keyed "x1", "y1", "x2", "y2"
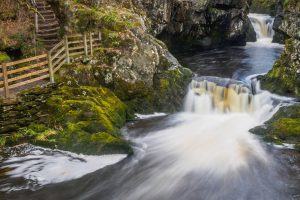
[
  {"x1": 250, "y1": 104, "x2": 300, "y2": 151},
  {"x1": 260, "y1": 39, "x2": 300, "y2": 96},
  {"x1": 140, "y1": 0, "x2": 254, "y2": 49},
  {"x1": 0, "y1": 85, "x2": 132, "y2": 155},
  {"x1": 261, "y1": 0, "x2": 300, "y2": 97}
]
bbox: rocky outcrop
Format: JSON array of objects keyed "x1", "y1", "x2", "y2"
[
  {"x1": 50, "y1": 0, "x2": 193, "y2": 113},
  {"x1": 0, "y1": 85, "x2": 56, "y2": 134},
  {"x1": 139, "y1": 0, "x2": 255, "y2": 49},
  {"x1": 0, "y1": 84, "x2": 132, "y2": 155},
  {"x1": 256, "y1": 0, "x2": 300, "y2": 150},
  {"x1": 1, "y1": 1, "x2": 193, "y2": 154},
  {"x1": 272, "y1": 0, "x2": 300, "y2": 43},
  {"x1": 250, "y1": 104, "x2": 300, "y2": 151},
  {"x1": 260, "y1": 0, "x2": 300, "y2": 96}
]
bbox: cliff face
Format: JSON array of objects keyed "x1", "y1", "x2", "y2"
[
  {"x1": 261, "y1": 0, "x2": 300, "y2": 96},
  {"x1": 139, "y1": 0, "x2": 255, "y2": 49},
  {"x1": 272, "y1": 0, "x2": 300, "y2": 43}
]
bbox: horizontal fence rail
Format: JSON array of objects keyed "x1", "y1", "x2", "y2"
[{"x1": 0, "y1": 31, "x2": 102, "y2": 98}]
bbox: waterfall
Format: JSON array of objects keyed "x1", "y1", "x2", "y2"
[
  {"x1": 184, "y1": 76, "x2": 274, "y2": 117},
  {"x1": 248, "y1": 13, "x2": 274, "y2": 42}
]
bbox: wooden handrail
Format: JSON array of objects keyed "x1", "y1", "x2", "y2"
[
  {"x1": 0, "y1": 31, "x2": 102, "y2": 99},
  {"x1": 0, "y1": 54, "x2": 47, "y2": 68}
]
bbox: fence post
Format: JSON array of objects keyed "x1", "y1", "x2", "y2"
[
  {"x1": 83, "y1": 32, "x2": 88, "y2": 56},
  {"x1": 35, "y1": 12, "x2": 39, "y2": 33},
  {"x1": 89, "y1": 32, "x2": 93, "y2": 56},
  {"x1": 2, "y1": 64, "x2": 9, "y2": 98},
  {"x1": 64, "y1": 35, "x2": 70, "y2": 64},
  {"x1": 48, "y1": 53, "x2": 55, "y2": 83},
  {"x1": 98, "y1": 31, "x2": 102, "y2": 41}
]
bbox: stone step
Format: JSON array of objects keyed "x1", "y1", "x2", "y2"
[
  {"x1": 37, "y1": 26, "x2": 60, "y2": 33},
  {"x1": 34, "y1": 0, "x2": 60, "y2": 50},
  {"x1": 38, "y1": 33, "x2": 59, "y2": 40},
  {"x1": 36, "y1": 5, "x2": 51, "y2": 10},
  {"x1": 38, "y1": 38, "x2": 60, "y2": 44},
  {"x1": 39, "y1": 10, "x2": 54, "y2": 15},
  {"x1": 38, "y1": 17, "x2": 57, "y2": 23},
  {"x1": 40, "y1": 14, "x2": 56, "y2": 19},
  {"x1": 38, "y1": 21, "x2": 59, "y2": 28}
]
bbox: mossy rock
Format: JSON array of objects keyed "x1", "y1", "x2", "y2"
[
  {"x1": 260, "y1": 39, "x2": 300, "y2": 97},
  {"x1": 1, "y1": 85, "x2": 132, "y2": 155},
  {"x1": 153, "y1": 67, "x2": 192, "y2": 112},
  {"x1": 250, "y1": 104, "x2": 300, "y2": 151}
]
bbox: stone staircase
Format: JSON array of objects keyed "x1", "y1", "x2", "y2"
[{"x1": 34, "y1": 0, "x2": 60, "y2": 49}]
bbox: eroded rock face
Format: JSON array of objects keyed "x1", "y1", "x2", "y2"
[
  {"x1": 139, "y1": 0, "x2": 254, "y2": 49},
  {"x1": 272, "y1": 0, "x2": 300, "y2": 43},
  {"x1": 49, "y1": 1, "x2": 193, "y2": 113},
  {"x1": 261, "y1": 0, "x2": 300, "y2": 96}
]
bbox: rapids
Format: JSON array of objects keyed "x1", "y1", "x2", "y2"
[{"x1": 1, "y1": 13, "x2": 299, "y2": 200}]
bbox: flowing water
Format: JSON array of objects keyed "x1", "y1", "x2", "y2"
[{"x1": 1, "y1": 14, "x2": 300, "y2": 200}]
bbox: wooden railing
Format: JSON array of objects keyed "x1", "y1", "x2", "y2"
[{"x1": 0, "y1": 31, "x2": 102, "y2": 98}]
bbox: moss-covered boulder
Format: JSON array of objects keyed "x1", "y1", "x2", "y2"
[
  {"x1": 250, "y1": 104, "x2": 300, "y2": 151},
  {"x1": 0, "y1": 85, "x2": 132, "y2": 155},
  {"x1": 153, "y1": 67, "x2": 192, "y2": 112},
  {"x1": 51, "y1": 1, "x2": 193, "y2": 113},
  {"x1": 260, "y1": 39, "x2": 300, "y2": 96}
]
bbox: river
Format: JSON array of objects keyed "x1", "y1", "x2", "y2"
[{"x1": 0, "y1": 14, "x2": 300, "y2": 200}]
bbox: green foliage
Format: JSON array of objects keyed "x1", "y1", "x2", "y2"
[
  {"x1": 75, "y1": 8, "x2": 101, "y2": 32},
  {"x1": 0, "y1": 52, "x2": 11, "y2": 63}
]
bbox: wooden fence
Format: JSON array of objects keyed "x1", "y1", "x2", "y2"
[{"x1": 0, "y1": 32, "x2": 102, "y2": 98}]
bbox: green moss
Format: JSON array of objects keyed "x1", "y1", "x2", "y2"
[
  {"x1": 75, "y1": 8, "x2": 101, "y2": 32},
  {"x1": 251, "y1": 105, "x2": 300, "y2": 148},
  {"x1": 45, "y1": 86, "x2": 127, "y2": 132},
  {"x1": 0, "y1": 52, "x2": 10, "y2": 64},
  {"x1": 74, "y1": 5, "x2": 135, "y2": 34},
  {"x1": 260, "y1": 39, "x2": 300, "y2": 96},
  {"x1": 1, "y1": 85, "x2": 132, "y2": 155},
  {"x1": 153, "y1": 67, "x2": 192, "y2": 112},
  {"x1": 2, "y1": 124, "x2": 57, "y2": 147},
  {"x1": 110, "y1": 78, "x2": 155, "y2": 114},
  {"x1": 271, "y1": 118, "x2": 300, "y2": 139}
]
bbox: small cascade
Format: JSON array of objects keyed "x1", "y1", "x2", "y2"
[
  {"x1": 248, "y1": 13, "x2": 274, "y2": 40},
  {"x1": 184, "y1": 76, "x2": 273, "y2": 114}
]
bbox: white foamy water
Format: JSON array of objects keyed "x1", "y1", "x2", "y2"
[
  {"x1": 248, "y1": 13, "x2": 274, "y2": 40},
  {"x1": 110, "y1": 14, "x2": 295, "y2": 200},
  {"x1": 0, "y1": 145, "x2": 126, "y2": 191},
  {"x1": 135, "y1": 112, "x2": 167, "y2": 119}
]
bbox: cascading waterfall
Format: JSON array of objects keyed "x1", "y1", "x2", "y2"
[
  {"x1": 184, "y1": 76, "x2": 274, "y2": 115},
  {"x1": 1, "y1": 13, "x2": 296, "y2": 200},
  {"x1": 248, "y1": 13, "x2": 274, "y2": 42}
]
